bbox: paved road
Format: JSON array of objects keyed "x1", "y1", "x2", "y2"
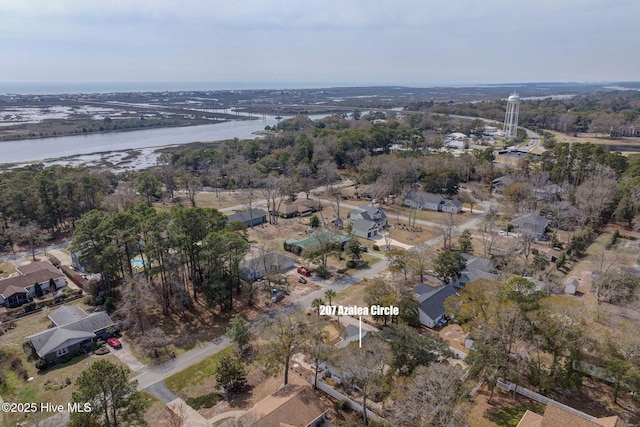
[{"x1": 0, "y1": 241, "x2": 71, "y2": 263}]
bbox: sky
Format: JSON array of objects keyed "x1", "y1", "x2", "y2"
[{"x1": 0, "y1": 0, "x2": 639, "y2": 89}]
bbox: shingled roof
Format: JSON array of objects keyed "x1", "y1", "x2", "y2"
[
  {"x1": 517, "y1": 404, "x2": 628, "y2": 427},
  {"x1": 29, "y1": 311, "x2": 115, "y2": 358}
]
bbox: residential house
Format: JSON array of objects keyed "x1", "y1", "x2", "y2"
[
  {"x1": 349, "y1": 206, "x2": 387, "y2": 240},
  {"x1": 491, "y1": 176, "x2": 515, "y2": 194},
  {"x1": 239, "y1": 248, "x2": 295, "y2": 281},
  {"x1": 450, "y1": 254, "x2": 501, "y2": 288},
  {"x1": 441, "y1": 199, "x2": 463, "y2": 213},
  {"x1": 271, "y1": 199, "x2": 322, "y2": 218},
  {"x1": 0, "y1": 276, "x2": 29, "y2": 307},
  {"x1": 284, "y1": 230, "x2": 349, "y2": 256},
  {"x1": 533, "y1": 184, "x2": 563, "y2": 202},
  {"x1": 511, "y1": 212, "x2": 550, "y2": 240},
  {"x1": 0, "y1": 261, "x2": 67, "y2": 307},
  {"x1": 28, "y1": 306, "x2": 117, "y2": 364},
  {"x1": 404, "y1": 191, "x2": 463, "y2": 213},
  {"x1": 415, "y1": 283, "x2": 459, "y2": 328},
  {"x1": 227, "y1": 208, "x2": 268, "y2": 227},
  {"x1": 517, "y1": 403, "x2": 627, "y2": 427},
  {"x1": 236, "y1": 384, "x2": 328, "y2": 427}
]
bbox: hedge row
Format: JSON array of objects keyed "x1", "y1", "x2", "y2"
[{"x1": 60, "y1": 265, "x2": 87, "y2": 289}]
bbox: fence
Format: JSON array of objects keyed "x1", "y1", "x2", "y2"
[
  {"x1": 316, "y1": 380, "x2": 384, "y2": 423},
  {"x1": 497, "y1": 379, "x2": 596, "y2": 421}
]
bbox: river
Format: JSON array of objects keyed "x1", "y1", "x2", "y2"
[{"x1": 0, "y1": 113, "x2": 331, "y2": 166}]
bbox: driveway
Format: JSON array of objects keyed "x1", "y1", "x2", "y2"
[{"x1": 110, "y1": 338, "x2": 147, "y2": 372}]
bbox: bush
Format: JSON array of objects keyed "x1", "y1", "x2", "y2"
[
  {"x1": 372, "y1": 245, "x2": 380, "y2": 251},
  {"x1": 186, "y1": 392, "x2": 222, "y2": 410},
  {"x1": 334, "y1": 399, "x2": 351, "y2": 412},
  {"x1": 47, "y1": 255, "x2": 61, "y2": 268},
  {"x1": 315, "y1": 265, "x2": 329, "y2": 279},
  {"x1": 346, "y1": 260, "x2": 357, "y2": 269},
  {"x1": 104, "y1": 297, "x2": 116, "y2": 313},
  {"x1": 84, "y1": 296, "x2": 96, "y2": 306},
  {"x1": 22, "y1": 341, "x2": 37, "y2": 361},
  {"x1": 60, "y1": 265, "x2": 86, "y2": 289},
  {"x1": 36, "y1": 359, "x2": 48, "y2": 370}
]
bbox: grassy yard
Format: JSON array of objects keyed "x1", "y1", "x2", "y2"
[
  {"x1": 0, "y1": 261, "x2": 16, "y2": 279},
  {"x1": 165, "y1": 346, "x2": 233, "y2": 395},
  {"x1": 0, "y1": 352, "x2": 127, "y2": 426}
]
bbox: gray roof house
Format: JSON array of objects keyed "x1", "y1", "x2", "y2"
[
  {"x1": 351, "y1": 218, "x2": 379, "y2": 239},
  {"x1": 239, "y1": 248, "x2": 295, "y2": 281},
  {"x1": 349, "y1": 207, "x2": 387, "y2": 239},
  {"x1": 227, "y1": 208, "x2": 268, "y2": 227},
  {"x1": 415, "y1": 284, "x2": 459, "y2": 328},
  {"x1": 441, "y1": 199, "x2": 463, "y2": 213},
  {"x1": 451, "y1": 254, "x2": 500, "y2": 288},
  {"x1": 28, "y1": 306, "x2": 116, "y2": 364},
  {"x1": 491, "y1": 176, "x2": 515, "y2": 194},
  {"x1": 404, "y1": 191, "x2": 462, "y2": 213},
  {"x1": 511, "y1": 212, "x2": 550, "y2": 240}
]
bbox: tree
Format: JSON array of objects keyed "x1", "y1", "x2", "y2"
[
  {"x1": 390, "y1": 364, "x2": 469, "y2": 427},
  {"x1": 337, "y1": 337, "x2": 391, "y2": 426},
  {"x1": 380, "y1": 324, "x2": 451, "y2": 376},
  {"x1": 457, "y1": 229, "x2": 473, "y2": 254},
  {"x1": 344, "y1": 236, "x2": 363, "y2": 265},
  {"x1": 407, "y1": 245, "x2": 434, "y2": 283},
  {"x1": 214, "y1": 353, "x2": 246, "y2": 397},
  {"x1": 69, "y1": 360, "x2": 150, "y2": 427},
  {"x1": 311, "y1": 298, "x2": 325, "y2": 319},
  {"x1": 386, "y1": 248, "x2": 410, "y2": 281},
  {"x1": 34, "y1": 282, "x2": 43, "y2": 298},
  {"x1": 442, "y1": 212, "x2": 457, "y2": 250},
  {"x1": 261, "y1": 315, "x2": 309, "y2": 385},
  {"x1": 135, "y1": 172, "x2": 161, "y2": 206},
  {"x1": 433, "y1": 250, "x2": 466, "y2": 285},
  {"x1": 227, "y1": 314, "x2": 250, "y2": 353},
  {"x1": 308, "y1": 214, "x2": 321, "y2": 228},
  {"x1": 324, "y1": 289, "x2": 336, "y2": 306},
  {"x1": 364, "y1": 279, "x2": 398, "y2": 326}
]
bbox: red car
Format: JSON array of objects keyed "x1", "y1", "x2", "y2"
[
  {"x1": 107, "y1": 337, "x2": 122, "y2": 349},
  {"x1": 297, "y1": 266, "x2": 311, "y2": 277}
]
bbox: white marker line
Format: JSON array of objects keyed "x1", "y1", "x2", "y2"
[{"x1": 359, "y1": 316, "x2": 362, "y2": 348}]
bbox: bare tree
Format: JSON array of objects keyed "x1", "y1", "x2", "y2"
[
  {"x1": 442, "y1": 212, "x2": 457, "y2": 250},
  {"x1": 337, "y1": 337, "x2": 391, "y2": 426},
  {"x1": 163, "y1": 403, "x2": 188, "y2": 427},
  {"x1": 575, "y1": 165, "x2": 618, "y2": 224},
  {"x1": 261, "y1": 314, "x2": 310, "y2": 386},
  {"x1": 481, "y1": 206, "x2": 499, "y2": 258},
  {"x1": 407, "y1": 245, "x2": 434, "y2": 283},
  {"x1": 390, "y1": 364, "x2": 469, "y2": 427}
]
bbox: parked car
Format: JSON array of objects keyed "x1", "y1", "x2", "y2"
[
  {"x1": 298, "y1": 276, "x2": 307, "y2": 284},
  {"x1": 107, "y1": 337, "x2": 122, "y2": 349},
  {"x1": 359, "y1": 245, "x2": 369, "y2": 252},
  {"x1": 271, "y1": 292, "x2": 285, "y2": 303},
  {"x1": 297, "y1": 266, "x2": 311, "y2": 277}
]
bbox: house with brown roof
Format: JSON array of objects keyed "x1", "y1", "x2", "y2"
[
  {"x1": 517, "y1": 404, "x2": 628, "y2": 427},
  {"x1": 0, "y1": 261, "x2": 67, "y2": 307},
  {"x1": 272, "y1": 199, "x2": 323, "y2": 218},
  {"x1": 235, "y1": 384, "x2": 328, "y2": 427}
]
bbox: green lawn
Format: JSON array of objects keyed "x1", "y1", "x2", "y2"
[
  {"x1": 0, "y1": 261, "x2": 16, "y2": 279},
  {"x1": 165, "y1": 346, "x2": 233, "y2": 394}
]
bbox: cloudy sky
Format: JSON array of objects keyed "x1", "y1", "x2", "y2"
[{"x1": 0, "y1": 0, "x2": 638, "y2": 88}]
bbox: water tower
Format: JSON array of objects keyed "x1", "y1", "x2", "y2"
[{"x1": 503, "y1": 92, "x2": 520, "y2": 139}]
